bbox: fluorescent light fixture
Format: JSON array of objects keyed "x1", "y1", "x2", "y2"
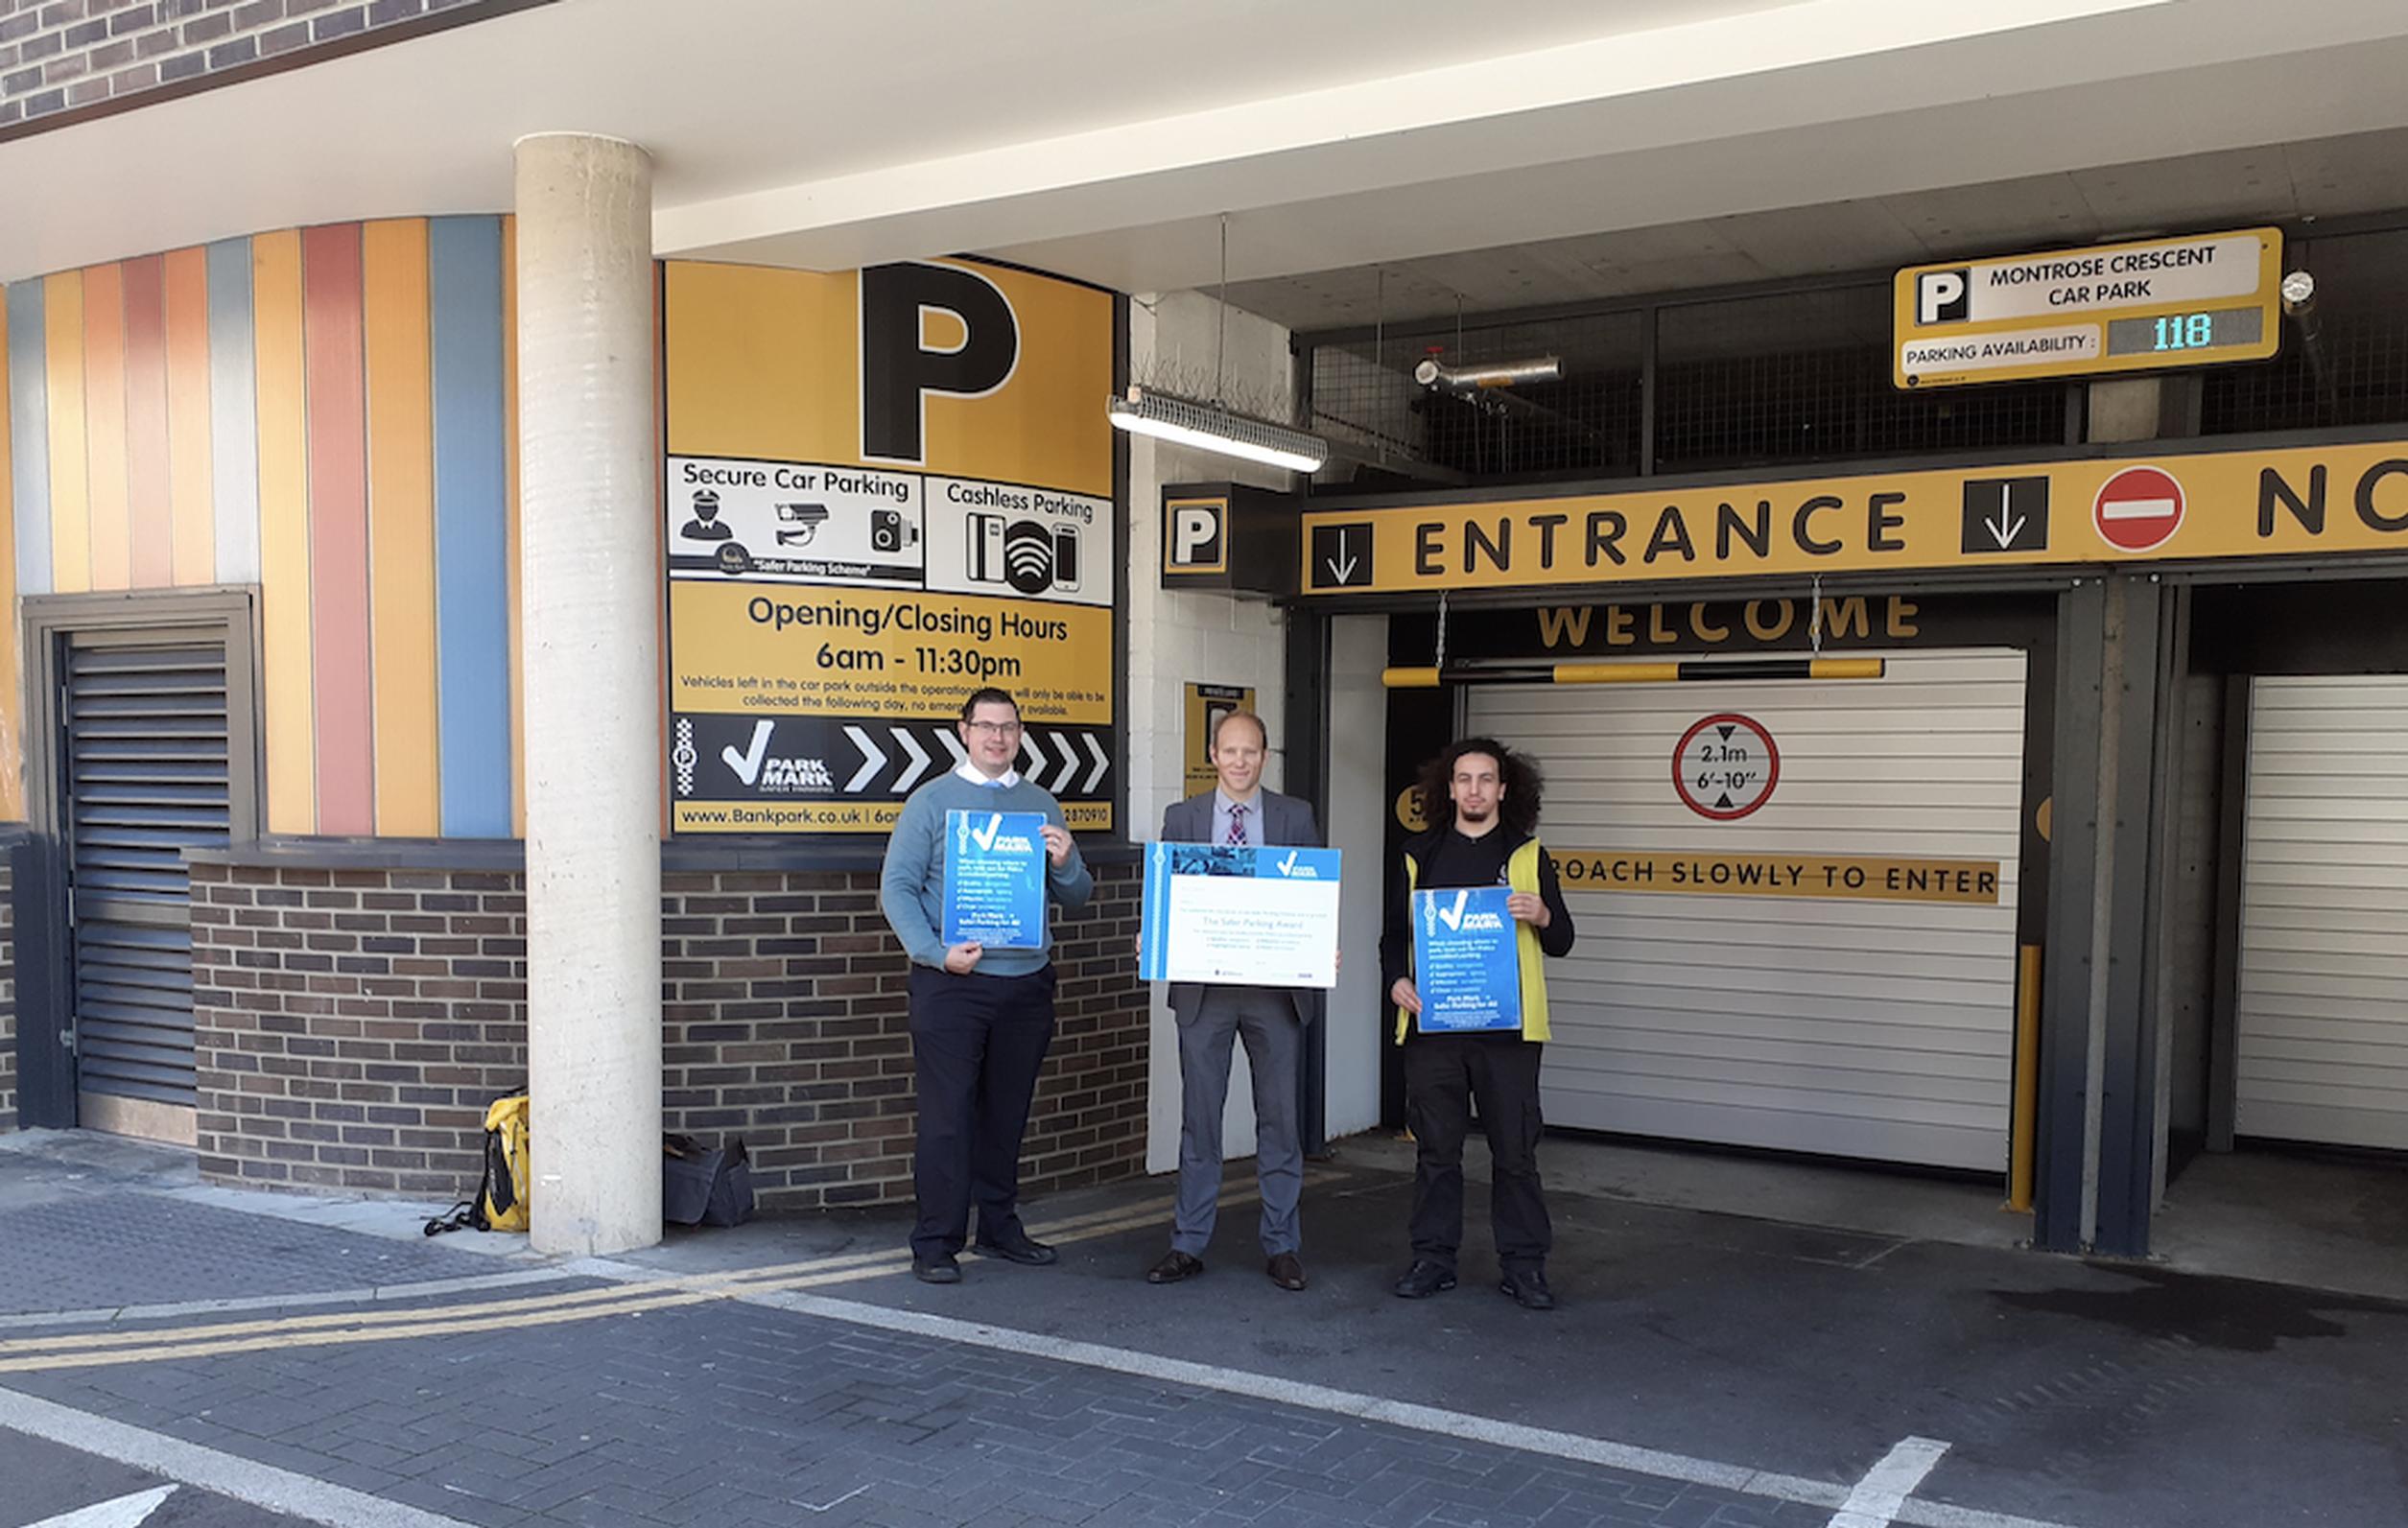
[{"x1": 1106, "y1": 387, "x2": 1328, "y2": 473}]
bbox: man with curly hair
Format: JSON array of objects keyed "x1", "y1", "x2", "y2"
[{"x1": 1380, "y1": 737, "x2": 1576, "y2": 1310}]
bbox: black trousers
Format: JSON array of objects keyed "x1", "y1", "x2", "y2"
[
  {"x1": 907, "y1": 964, "x2": 1057, "y2": 1259},
  {"x1": 1403, "y1": 1034, "x2": 1551, "y2": 1273}
]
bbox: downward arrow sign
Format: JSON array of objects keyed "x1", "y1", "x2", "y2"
[
  {"x1": 841, "y1": 726, "x2": 888, "y2": 792},
  {"x1": 1986, "y1": 506, "x2": 2026, "y2": 549},
  {"x1": 1716, "y1": 725, "x2": 1736, "y2": 741},
  {"x1": 1324, "y1": 529, "x2": 1357, "y2": 584}
]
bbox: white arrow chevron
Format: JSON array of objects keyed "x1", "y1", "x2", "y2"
[
  {"x1": 1082, "y1": 732, "x2": 1110, "y2": 792},
  {"x1": 890, "y1": 727, "x2": 932, "y2": 791},
  {"x1": 1020, "y1": 732, "x2": 1048, "y2": 788},
  {"x1": 936, "y1": 729, "x2": 969, "y2": 770},
  {"x1": 841, "y1": 725, "x2": 888, "y2": 792},
  {"x1": 30, "y1": 1487, "x2": 177, "y2": 1528},
  {"x1": 1053, "y1": 731, "x2": 1080, "y2": 788}
]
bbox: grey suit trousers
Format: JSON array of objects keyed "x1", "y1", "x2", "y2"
[{"x1": 1172, "y1": 985, "x2": 1304, "y2": 1257}]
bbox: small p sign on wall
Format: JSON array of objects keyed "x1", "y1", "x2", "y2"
[{"x1": 1164, "y1": 496, "x2": 1228, "y2": 575}]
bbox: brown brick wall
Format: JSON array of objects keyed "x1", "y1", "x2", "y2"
[
  {"x1": 189, "y1": 858, "x2": 1150, "y2": 1210},
  {"x1": 0, "y1": 0, "x2": 545, "y2": 133},
  {"x1": 1, "y1": 844, "x2": 15, "y2": 1134}
]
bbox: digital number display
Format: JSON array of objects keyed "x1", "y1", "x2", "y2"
[{"x1": 2104, "y1": 306, "x2": 2266, "y2": 359}]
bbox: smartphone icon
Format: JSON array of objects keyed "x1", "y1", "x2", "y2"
[{"x1": 1051, "y1": 525, "x2": 1080, "y2": 592}]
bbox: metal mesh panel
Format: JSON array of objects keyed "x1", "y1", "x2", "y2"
[
  {"x1": 1654, "y1": 285, "x2": 2066, "y2": 474},
  {"x1": 2204, "y1": 229, "x2": 2408, "y2": 435}
]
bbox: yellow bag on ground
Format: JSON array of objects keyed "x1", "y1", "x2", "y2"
[{"x1": 424, "y1": 1093, "x2": 531, "y2": 1235}]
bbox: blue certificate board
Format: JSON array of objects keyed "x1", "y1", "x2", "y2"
[
  {"x1": 1410, "y1": 885, "x2": 1523, "y2": 1032},
  {"x1": 943, "y1": 811, "x2": 1049, "y2": 949},
  {"x1": 1139, "y1": 844, "x2": 1343, "y2": 987}
]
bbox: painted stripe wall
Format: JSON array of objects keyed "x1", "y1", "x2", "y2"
[{"x1": 0, "y1": 220, "x2": 524, "y2": 837}]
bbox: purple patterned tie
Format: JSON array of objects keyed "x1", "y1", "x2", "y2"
[{"x1": 1228, "y1": 803, "x2": 1248, "y2": 846}]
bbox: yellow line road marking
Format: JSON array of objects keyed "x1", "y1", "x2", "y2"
[{"x1": 0, "y1": 1175, "x2": 1336, "y2": 1374}]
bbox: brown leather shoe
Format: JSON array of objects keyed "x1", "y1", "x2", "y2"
[
  {"x1": 1146, "y1": 1249, "x2": 1205, "y2": 1284},
  {"x1": 1265, "y1": 1252, "x2": 1308, "y2": 1291}
]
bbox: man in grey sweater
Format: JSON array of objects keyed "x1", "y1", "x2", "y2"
[{"x1": 880, "y1": 688, "x2": 1093, "y2": 1283}]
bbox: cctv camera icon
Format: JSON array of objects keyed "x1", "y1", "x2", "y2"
[{"x1": 773, "y1": 502, "x2": 829, "y2": 547}]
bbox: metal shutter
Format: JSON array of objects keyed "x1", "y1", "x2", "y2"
[
  {"x1": 2235, "y1": 676, "x2": 2408, "y2": 1149},
  {"x1": 1464, "y1": 649, "x2": 2024, "y2": 1172},
  {"x1": 63, "y1": 635, "x2": 233, "y2": 1107}
]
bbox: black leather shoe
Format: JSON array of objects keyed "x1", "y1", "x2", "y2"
[
  {"x1": 1392, "y1": 1259, "x2": 1457, "y2": 1299},
  {"x1": 1266, "y1": 1252, "x2": 1308, "y2": 1291},
  {"x1": 913, "y1": 1254, "x2": 961, "y2": 1284},
  {"x1": 1146, "y1": 1249, "x2": 1205, "y2": 1284},
  {"x1": 974, "y1": 1229, "x2": 1057, "y2": 1266},
  {"x1": 1499, "y1": 1266, "x2": 1556, "y2": 1310}
]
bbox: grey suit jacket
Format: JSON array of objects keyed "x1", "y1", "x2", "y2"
[{"x1": 1162, "y1": 788, "x2": 1328, "y2": 1027}]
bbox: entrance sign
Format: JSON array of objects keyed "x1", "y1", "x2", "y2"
[
  {"x1": 1675, "y1": 714, "x2": 1778, "y2": 820},
  {"x1": 664, "y1": 259, "x2": 1118, "y2": 833},
  {"x1": 1297, "y1": 437, "x2": 2408, "y2": 597},
  {"x1": 1139, "y1": 843, "x2": 1342, "y2": 988},
  {"x1": 1894, "y1": 227, "x2": 2281, "y2": 388},
  {"x1": 2091, "y1": 465, "x2": 2186, "y2": 553},
  {"x1": 1410, "y1": 886, "x2": 1522, "y2": 1033}
]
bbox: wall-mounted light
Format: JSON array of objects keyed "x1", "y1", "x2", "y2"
[
  {"x1": 1107, "y1": 386, "x2": 1329, "y2": 474},
  {"x1": 1413, "y1": 356, "x2": 1562, "y2": 392}
]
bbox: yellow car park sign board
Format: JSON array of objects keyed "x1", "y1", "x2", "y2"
[
  {"x1": 1894, "y1": 227, "x2": 2281, "y2": 388},
  {"x1": 663, "y1": 258, "x2": 1119, "y2": 834},
  {"x1": 1299, "y1": 437, "x2": 2408, "y2": 597}
]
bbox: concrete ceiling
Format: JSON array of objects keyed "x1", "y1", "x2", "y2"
[
  {"x1": 5, "y1": 0, "x2": 2408, "y2": 326},
  {"x1": 1212, "y1": 128, "x2": 2408, "y2": 335}
]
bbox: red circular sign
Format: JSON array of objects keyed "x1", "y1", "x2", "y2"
[
  {"x1": 1673, "y1": 714, "x2": 1780, "y2": 821},
  {"x1": 2092, "y1": 465, "x2": 2186, "y2": 553}
]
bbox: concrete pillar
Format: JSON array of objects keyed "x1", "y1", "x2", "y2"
[{"x1": 514, "y1": 132, "x2": 662, "y2": 1257}]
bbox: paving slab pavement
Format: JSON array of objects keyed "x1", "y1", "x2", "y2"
[{"x1": 0, "y1": 1131, "x2": 2401, "y2": 1528}]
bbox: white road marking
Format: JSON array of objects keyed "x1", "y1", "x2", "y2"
[
  {"x1": 0, "y1": 1386, "x2": 474, "y2": 1528},
  {"x1": 27, "y1": 1486, "x2": 177, "y2": 1528},
  {"x1": 1829, "y1": 1435, "x2": 1951, "y2": 1526},
  {"x1": 744, "y1": 1290, "x2": 2088, "y2": 1528}
]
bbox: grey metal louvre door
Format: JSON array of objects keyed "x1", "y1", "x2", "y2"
[{"x1": 58, "y1": 629, "x2": 236, "y2": 1130}]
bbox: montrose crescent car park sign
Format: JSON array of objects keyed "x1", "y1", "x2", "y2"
[{"x1": 1893, "y1": 227, "x2": 2282, "y2": 388}]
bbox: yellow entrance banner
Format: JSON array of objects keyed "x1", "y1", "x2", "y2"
[
  {"x1": 1552, "y1": 850, "x2": 2002, "y2": 905},
  {"x1": 1300, "y1": 437, "x2": 2408, "y2": 596}
]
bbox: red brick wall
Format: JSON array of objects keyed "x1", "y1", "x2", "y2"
[{"x1": 188, "y1": 857, "x2": 1148, "y2": 1210}]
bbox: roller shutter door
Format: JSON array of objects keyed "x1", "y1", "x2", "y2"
[
  {"x1": 2234, "y1": 676, "x2": 2408, "y2": 1149},
  {"x1": 63, "y1": 635, "x2": 233, "y2": 1110},
  {"x1": 1464, "y1": 649, "x2": 2024, "y2": 1172}
]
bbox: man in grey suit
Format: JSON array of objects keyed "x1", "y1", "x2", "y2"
[{"x1": 1147, "y1": 710, "x2": 1324, "y2": 1293}]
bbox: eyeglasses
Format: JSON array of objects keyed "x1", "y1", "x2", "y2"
[{"x1": 964, "y1": 719, "x2": 1022, "y2": 736}]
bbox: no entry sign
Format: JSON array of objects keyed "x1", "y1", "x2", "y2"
[{"x1": 2092, "y1": 465, "x2": 2186, "y2": 552}]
